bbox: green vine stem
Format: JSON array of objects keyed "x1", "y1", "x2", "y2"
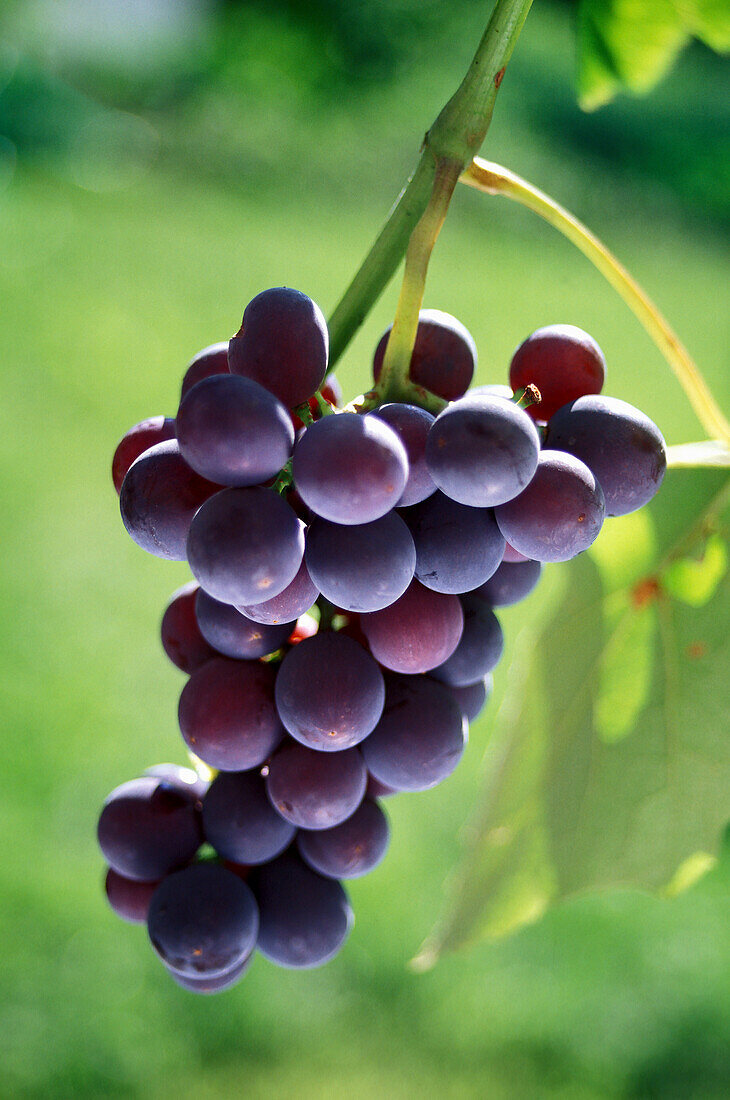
[
  {"x1": 327, "y1": 0, "x2": 534, "y2": 371},
  {"x1": 667, "y1": 441, "x2": 730, "y2": 468},
  {"x1": 461, "y1": 158, "x2": 730, "y2": 446}
]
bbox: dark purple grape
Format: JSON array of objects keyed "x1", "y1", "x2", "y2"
[
  {"x1": 120, "y1": 439, "x2": 220, "y2": 560},
  {"x1": 112, "y1": 416, "x2": 176, "y2": 494},
  {"x1": 104, "y1": 868, "x2": 159, "y2": 924},
  {"x1": 187, "y1": 487, "x2": 305, "y2": 606},
  {"x1": 97, "y1": 776, "x2": 202, "y2": 882},
  {"x1": 304, "y1": 513, "x2": 415, "y2": 613},
  {"x1": 292, "y1": 413, "x2": 408, "y2": 525},
  {"x1": 369, "y1": 403, "x2": 436, "y2": 506},
  {"x1": 361, "y1": 675, "x2": 466, "y2": 792},
  {"x1": 403, "y1": 492, "x2": 505, "y2": 594},
  {"x1": 176, "y1": 374, "x2": 294, "y2": 487},
  {"x1": 372, "y1": 309, "x2": 476, "y2": 401},
  {"x1": 178, "y1": 657, "x2": 284, "y2": 771},
  {"x1": 147, "y1": 863, "x2": 259, "y2": 978},
  {"x1": 425, "y1": 396, "x2": 540, "y2": 508},
  {"x1": 161, "y1": 582, "x2": 217, "y2": 673},
  {"x1": 469, "y1": 384, "x2": 513, "y2": 400},
  {"x1": 472, "y1": 559, "x2": 542, "y2": 607},
  {"x1": 545, "y1": 395, "x2": 667, "y2": 516},
  {"x1": 236, "y1": 558, "x2": 319, "y2": 625},
  {"x1": 266, "y1": 742, "x2": 366, "y2": 830},
  {"x1": 275, "y1": 632, "x2": 385, "y2": 751},
  {"x1": 365, "y1": 774, "x2": 398, "y2": 799},
  {"x1": 228, "y1": 287, "x2": 329, "y2": 408},
  {"x1": 143, "y1": 762, "x2": 209, "y2": 803},
  {"x1": 195, "y1": 589, "x2": 293, "y2": 659},
  {"x1": 167, "y1": 953, "x2": 252, "y2": 994},
  {"x1": 298, "y1": 799, "x2": 389, "y2": 879},
  {"x1": 430, "y1": 596, "x2": 503, "y2": 687},
  {"x1": 445, "y1": 674, "x2": 492, "y2": 722},
  {"x1": 251, "y1": 852, "x2": 352, "y2": 969},
  {"x1": 494, "y1": 450, "x2": 605, "y2": 562},
  {"x1": 180, "y1": 341, "x2": 229, "y2": 401},
  {"x1": 510, "y1": 325, "x2": 606, "y2": 422},
  {"x1": 360, "y1": 580, "x2": 463, "y2": 674},
  {"x1": 502, "y1": 542, "x2": 530, "y2": 563},
  {"x1": 202, "y1": 771, "x2": 295, "y2": 865}
]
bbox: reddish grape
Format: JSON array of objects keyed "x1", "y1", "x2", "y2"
[
  {"x1": 509, "y1": 324, "x2": 606, "y2": 422},
  {"x1": 372, "y1": 309, "x2": 476, "y2": 401},
  {"x1": 112, "y1": 416, "x2": 176, "y2": 495}
]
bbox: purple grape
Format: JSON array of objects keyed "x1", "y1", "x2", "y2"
[
  {"x1": 104, "y1": 868, "x2": 159, "y2": 924},
  {"x1": 275, "y1": 632, "x2": 385, "y2": 751},
  {"x1": 143, "y1": 762, "x2": 209, "y2": 803},
  {"x1": 147, "y1": 863, "x2": 259, "y2": 978},
  {"x1": 372, "y1": 309, "x2": 476, "y2": 401},
  {"x1": 304, "y1": 513, "x2": 415, "y2": 613},
  {"x1": 361, "y1": 675, "x2": 466, "y2": 792},
  {"x1": 251, "y1": 852, "x2": 353, "y2": 969},
  {"x1": 402, "y1": 492, "x2": 505, "y2": 594},
  {"x1": 187, "y1": 487, "x2": 305, "y2": 606},
  {"x1": 365, "y1": 774, "x2": 398, "y2": 799},
  {"x1": 494, "y1": 450, "x2": 605, "y2": 562},
  {"x1": 195, "y1": 588, "x2": 293, "y2": 659},
  {"x1": 178, "y1": 657, "x2": 284, "y2": 772},
  {"x1": 510, "y1": 325, "x2": 606, "y2": 422},
  {"x1": 111, "y1": 416, "x2": 176, "y2": 494},
  {"x1": 176, "y1": 374, "x2": 294, "y2": 487},
  {"x1": 180, "y1": 341, "x2": 230, "y2": 401},
  {"x1": 266, "y1": 742, "x2": 366, "y2": 829},
  {"x1": 360, "y1": 580, "x2": 463, "y2": 674},
  {"x1": 236, "y1": 558, "x2": 319, "y2": 625},
  {"x1": 472, "y1": 559, "x2": 542, "y2": 607},
  {"x1": 445, "y1": 674, "x2": 492, "y2": 722},
  {"x1": 97, "y1": 776, "x2": 202, "y2": 883},
  {"x1": 202, "y1": 770, "x2": 295, "y2": 865},
  {"x1": 167, "y1": 953, "x2": 252, "y2": 994},
  {"x1": 228, "y1": 287, "x2": 329, "y2": 409},
  {"x1": 369, "y1": 403, "x2": 436, "y2": 506},
  {"x1": 292, "y1": 412, "x2": 408, "y2": 525},
  {"x1": 426, "y1": 395, "x2": 540, "y2": 508},
  {"x1": 469, "y1": 384, "x2": 513, "y2": 400},
  {"x1": 160, "y1": 582, "x2": 216, "y2": 673},
  {"x1": 298, "y1": 799, "x2": 389, "y2": 879},
  {"x1": 545, "y1": 395, "x2": 667, "y2": 516},
  {"x1": 430, "y1": 596, "x2": 503, "y2": 687},
  {"x1": 119, "y1": 439, "x2": 220, "y2": 560}
]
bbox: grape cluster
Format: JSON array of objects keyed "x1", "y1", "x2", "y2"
[{"x1": 99, "y1": 288, "x2": 666, "y2": 993}]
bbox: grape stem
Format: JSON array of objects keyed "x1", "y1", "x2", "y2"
[
  {"x1": 461, "y1": 158, "x2": 730, "y2": 447},
  {"x1": 666, "y1": 441, "x2": 730, "y2": 468}
]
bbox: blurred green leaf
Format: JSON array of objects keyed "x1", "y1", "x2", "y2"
[
  {"x1": 664, "y1": 532, "x2": 728, "y2": 606},
  {"x1": 417, "y1": 468, "x2": 730, "y2": 965}
]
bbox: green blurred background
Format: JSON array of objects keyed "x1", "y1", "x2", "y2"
[{"x1": 1, "y1": 1, "x2": 729, "y2": 1096}]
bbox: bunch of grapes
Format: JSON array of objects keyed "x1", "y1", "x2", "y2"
[{"x1": 99, "y1": 287, "x2": 666, "y2": 993}]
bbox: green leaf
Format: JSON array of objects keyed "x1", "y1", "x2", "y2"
[
  {"x1": 664, "y1": 532, "x2": 728, "y2": 606},
  {"x1": 673, "y1": 0, "x2": 730, "y2": 49},
  {"x1": 416, "y1": 469, "x2": 730, "y2": 966}
]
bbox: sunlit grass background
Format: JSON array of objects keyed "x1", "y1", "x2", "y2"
[{"x1": 1, "y1": 1, "x2": 729, "y2": 1096}]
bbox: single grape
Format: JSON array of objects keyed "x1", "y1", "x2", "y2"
[
  {"x1": 472, "y1": 558, "x2": 542, "y2": 607},
  {"x1": 178, "y1": 657, "x2": 284, "y2": 771},
  {"x1": 444, "y1": 674, "x2": 493, "y2": 723},
  {"x1": 167, "y1": 953, "x2": 252, "y2": 994},
  {"x1": 236, "y1": 558, "x2": 319, "y2": 625},
  {"x1": 365, "y1": 774, "x2": 398, "y2": 799},
  {"x1": 266, "y1": 742, "x2": 366, "y2": 829},
  {"x1": 372, "y1": 309, "x2": 476, "y2": 401},
  {"x1": 544, "y1": 394, "x2": 667, "y2": 515},
  {"x1": 195, "y1": 588, "x2": 293, "y2": 659},
  {"x1": 111, "y1": 416, "x2": 176, "y2": 494},
  {"x1": 104, "y1": 868, "x2": 159, "y2": 924},
  {"x1": 187, "y1": 487, "x2": 305, "y2": 606},
  {"x1": 202, "y1": 770, "x2": 296, "y2": 865},
  {"x1": 402, "y1": 492, "x2": 505, "y2": 594},
  {"x1": 502, "y1": 542, "x2": 530, "y2": 563},
  {"x1": 509, "y1": 325, "x2": 606, "y2": 422},
  {"x1": 274, "y1": 632, "x2": 385, "y2": 751},
  {"x1": 160, "y1": 582, "x2": 216, "y2": 673},
  {"x1": 143, "y1": 762, "x2": 209, "y2": 803},
  {"x1": 425, "y1": 396, "x2": 540, "y2": 508},
  {"x1": 180, "y1": 341, "x2": 230, "y2": 401},
  {"x1": 469, "y1": 384, "x2": 513, "y2": 400},
  {"x1": 494, "y1": 449, "x2": 605, "y2": 562},
  {"x1": 176, "y1": 374, "x2": 294, "y2": 487},
  {"x1": 304, "y1": 513, "x2": 415, "y2": 613},
  {"x1": 147, "y1": 863, "x2": 259, "y2": 978},
  {"x1": 360, "y1": 580, "x2": 463, "y2": 674},
  {"x1": 251, "y1": 852, "x2": 353, "y2": 969},
  {"x1": 430, "y1": 596, "x2": 503, "y2": 687},
  {"x1": 361, "y1": 675, "x2": 466, "y2": 792},
  {"x1": 369, "y1": 403, "x2": 436, "y2": 506},
  {"x1": 228, "y1": 287, "x2": 329, "y2": 408},
  {"x1": 292, "y1": 412, "x2": 408, "y2": 525},
  {"x1": 120, "y1": 439, "x2": 220, "y2": 560},
  {"x1": 97, "y1": 776, "x2": 202, "y2": 882},
  {"x1": 298, "y1": 799, "x2": 389, "y2": 879}
]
